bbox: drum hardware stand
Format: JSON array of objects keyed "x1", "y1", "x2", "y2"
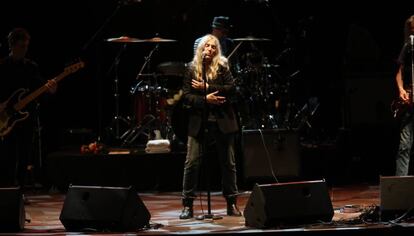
[
  {"x1": 279, "y1": 70, "x2": 301, "y2": 129},
  {"x1": 108, "y1": 43, "x2": 129, "y2": 141},
  {"x1": 120, "y1": 114, "x2": 156, "y2": 146},
  {"x1": 121, "y1": 43, "x2": 160, "y2": 146}
]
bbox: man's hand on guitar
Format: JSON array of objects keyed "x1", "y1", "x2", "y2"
[{"x1": 46, "y1": 79, "x2": 58, "y2": 94}]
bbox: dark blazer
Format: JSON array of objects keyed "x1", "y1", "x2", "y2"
[{"x1": 183, "y1": 63, "x2": 239, "y2": 137}]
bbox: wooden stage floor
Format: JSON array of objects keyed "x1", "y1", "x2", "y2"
[{"x1": 3, "y1": 183, "x2": 413, "y2": 235}]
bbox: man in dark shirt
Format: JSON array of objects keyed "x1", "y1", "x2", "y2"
[
  {"x1": 0, "y1": 28, "x2": 56, "y2": 187},
  {"x1": 394, "y1": 15, "x2": 414, "y2": 176}
]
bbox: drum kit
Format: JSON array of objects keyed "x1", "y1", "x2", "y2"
[
  {"x1": 104, "y1": 35, "x2": 309, "y2": 147},
  {"x1": 104, "y1": 36, "x2": 183, "y2": 146}
]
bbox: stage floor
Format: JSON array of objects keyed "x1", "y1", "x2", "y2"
[{"x1": 8, "y1": 183, "x2": 413, "y2": 235}]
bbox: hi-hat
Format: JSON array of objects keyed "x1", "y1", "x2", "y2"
[
  {"x1": 106, "y1": 36, "x2": 144, "y2": 43},
  {"x1": 141, "y1": 37, "x2": 177, "y2": 43},
  {"x1": 233, "y1": 36, "x2": 271, "y2": 42}
]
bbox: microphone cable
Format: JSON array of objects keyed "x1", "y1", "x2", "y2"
[{"x1": 258, "y1": 129, "x2": 279, "y2": 183}]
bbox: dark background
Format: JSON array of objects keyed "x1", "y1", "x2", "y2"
[{"x1": 1, "y1": 0, "x2": 411, "y2": 184}]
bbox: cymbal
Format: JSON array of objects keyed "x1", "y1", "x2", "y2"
[
  {"x1": 233, "y1": 36, "x2": 271, "y2": 42},
  {"x1": 106, "y1": 36, "x2": 144, "y2": 43},
  {"x1": 141, "y1": 37, "x2": 177, "y2": 43}
]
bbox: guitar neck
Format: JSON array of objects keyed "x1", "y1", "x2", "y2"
[
  {"x1": 12, "y1": 61, "x2": 83, "y2": 111},
  {"x1": 14, "y1": 73, "x2": 65, "y2": 111}
]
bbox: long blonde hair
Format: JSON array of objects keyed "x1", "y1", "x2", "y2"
[{"x1": 192, "y1": 34, "x2": 228, "y2": 81}]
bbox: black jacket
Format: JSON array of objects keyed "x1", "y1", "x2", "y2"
[{"x1": 182, "y1": 63, "x2": 238, "y2": 137}]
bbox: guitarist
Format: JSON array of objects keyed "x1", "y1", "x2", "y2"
[
  {"x1": 395, "y1": 16, "x2": 414, "y2": 176},
  {"x1": 0, "y1": 28, "x2": 57, "y2": 187}
]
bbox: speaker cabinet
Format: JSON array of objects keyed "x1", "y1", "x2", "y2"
[
  {"x1": 59, "y1": 185, "x2": 150, "y2": 232},
  {"x1": 0, "y1": 187, "x2": 25, "y2": 232},
  {"x1": 380, "y1": 176, "x2": 414, "y2": 221},
  {"x1": 242, "y1": 129, "x2": 300, "y2": 181},
  {"x1": 244, "y1": 180, "x2": 333, "y2": 228}
]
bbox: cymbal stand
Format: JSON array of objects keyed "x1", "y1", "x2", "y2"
[
  {"x1": 121, "y1": 114, "x2": 156, "y2": 146},
  {"x1": 282, "y1": 70, "x2": 300, "y2": 129},
  {"x1": 135, "y1": 44, "x2": 159, "y2": 81},
  {"x1": 108, "y1": 43, "x2": 129, "y2": 140},
  {"x1": 121, "y1": 44, "x2": 160, "y2": 146}
]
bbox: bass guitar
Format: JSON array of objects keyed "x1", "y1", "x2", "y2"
[{"x1": 0, "y1": 61, "x2": 84, "y2": 137}]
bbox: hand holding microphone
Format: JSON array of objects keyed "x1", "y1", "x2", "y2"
[{"x1": 202, "y1": 51, "x2": 208, "y2": 61}]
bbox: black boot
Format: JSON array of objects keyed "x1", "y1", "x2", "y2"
[
  {"x1": 226, "y1": 196, "x2": 242, "y2": 216},
  {"x1": 179, "y1": 198, "x2": 194, "y2": 219}
]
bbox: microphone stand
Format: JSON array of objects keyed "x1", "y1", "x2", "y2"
[
  {"x1": 410, "y1": 35, "x2": 414, "y2": 105},
  {"x1": 196, "y1": 60, "x2": 222, "y2": 220}
]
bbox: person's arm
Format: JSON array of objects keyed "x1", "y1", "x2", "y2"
[
  {"x1": 396, "y1": 65, "x2": 410, "y2": 101},
  {"x1": 396, "y1": 43, "x2": 409, "y2": 101},
  {"x1": 207, "y1": 68, "x2": 235, "y2": 95},
  {"x1": 182, "y1": 68, "x2": 205, "y2": 109},
  {"x1": 183, "y1": 67, "x2": 226, "y2": 107},
  {"x1": 31, "y1": 60, "x2": 57, "y2": 94}
]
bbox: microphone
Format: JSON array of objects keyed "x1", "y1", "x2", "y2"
[
  {"x1": 201, "y1": 53, "x2": 207, "y2": 81},
  {"x1": 410, "y1": 35, "x2": 414, "y2": 52}
]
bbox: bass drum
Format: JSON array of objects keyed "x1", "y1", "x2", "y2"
[
  {"x1": 171, "y1": 98, "x2": 189, "y2": 144},
  {"x1": 134, "y1": 86, "x2": 167, "y2": 125}
]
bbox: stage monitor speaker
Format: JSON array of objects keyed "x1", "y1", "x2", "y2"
[
  {"x1": 59, "y1": 185, "x2": 150, "y2": 232},
  {"x1": 380, "y1": 176, "x2": 414, "y2": 221},
  {"x1": 244, "y1": 180, "x2": 333, "y2": 228},
  {"x1": 0, "y1": 187, "x2": 25, "y2": 232},
  {"x1": 242, "y1": 129, "x2": 300, "y2": 181}
]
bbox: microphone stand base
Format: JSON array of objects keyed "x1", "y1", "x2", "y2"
[{"x1": 195, "y1": 214, "x2": 223, "y2": 220}]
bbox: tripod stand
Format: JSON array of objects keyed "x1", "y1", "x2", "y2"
[
  {"x1": 107, "y1": 44, "x2": 131, "y2": 142},
  {"x1": 120, "y1": 44, "x2": 160, "y2": 146}
]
